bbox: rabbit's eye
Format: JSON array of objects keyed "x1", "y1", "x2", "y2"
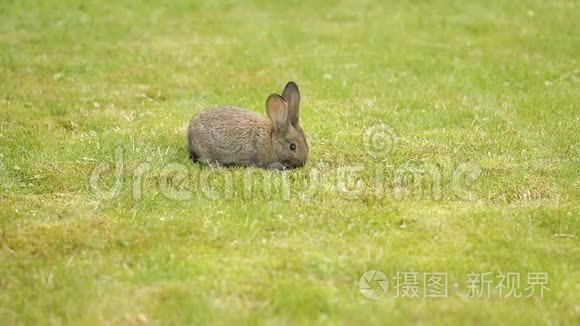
[{"x1": 290, "y1": 143, "x2": 297, "y2": 151}]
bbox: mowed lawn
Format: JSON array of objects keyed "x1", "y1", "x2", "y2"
[{"x1": 0, "y1": 0, "x2": 578, "y2": 324}]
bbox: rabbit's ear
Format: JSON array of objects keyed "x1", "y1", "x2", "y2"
[
  {"x1": 266, "y1": 94, "x2": 288, "y2": 130},
  {"x1": 282, "y1": 81, "x2": 300, "y2": 126}
]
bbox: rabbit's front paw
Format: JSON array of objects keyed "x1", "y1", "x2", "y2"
[{"x1": 267, "y1": 162, "x2": 286, "y2": 171}]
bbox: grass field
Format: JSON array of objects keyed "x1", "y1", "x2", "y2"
[{"x1": 1, "y1": 0, "x2": 579, "y2": 324}]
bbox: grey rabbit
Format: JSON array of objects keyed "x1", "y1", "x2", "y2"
[{"x1": 187, "y1": 81, "x2": 308, "y2": 170}]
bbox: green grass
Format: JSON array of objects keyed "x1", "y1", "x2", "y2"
[{"x1": 0, "y1": 0, "x2": 579, "y2": 324}]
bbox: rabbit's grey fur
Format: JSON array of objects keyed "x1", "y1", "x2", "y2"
[{"x1": 187, "y1": 82, "x2": 308, "y2": 170}]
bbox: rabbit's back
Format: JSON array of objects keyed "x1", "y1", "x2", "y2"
[{"x1": 187, "y1": 106, "x2": 274, "y2": 166}]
